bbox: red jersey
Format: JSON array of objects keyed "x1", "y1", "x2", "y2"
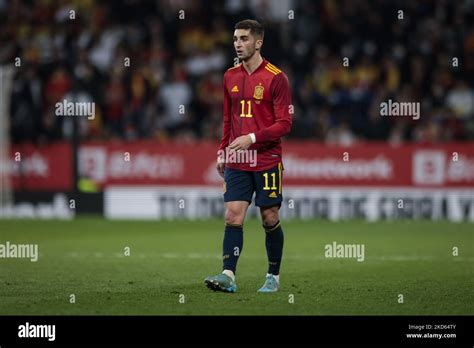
[{"x1": 218, "y1": 59, "x2": 292, "y2": 171}]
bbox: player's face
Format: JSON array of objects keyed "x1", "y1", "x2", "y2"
[{"x1": 233, "y1": 29, "x2": 262, "y2": 61}]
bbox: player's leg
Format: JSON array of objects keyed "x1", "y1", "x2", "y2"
[
  {"x1": 254, "y1": 163, "x2": 284, "y2": 293},
  {"x1": 221, "y1": 200, "x2": 249, "y2": 279},
  {"x1": 258, "y1": 205, "x2": 283, "y2": 292},
  {"x1": 204, "y1": 168, "x2": 253, "y2": 293}
]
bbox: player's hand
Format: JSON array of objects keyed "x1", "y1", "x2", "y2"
[
  {"x1": 228, "y1": 135, "x2": 252, "y2": 151},
  {"x1": 216, "y1": 159, "x2": 225, "y2": 178}
]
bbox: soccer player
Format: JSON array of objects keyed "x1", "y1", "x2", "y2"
[{"x1": 204, "y1": 19, "x2": 292, "y2": 293}]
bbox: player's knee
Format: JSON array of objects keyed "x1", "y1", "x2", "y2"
[
  {"x1": 225, "y1": 208, "x2": 245, "y2": 226},
  {"x1": 261, "y1": 209, "x2": 279, "y2": 228},
  {"x1": 263, "y1": 218, "x2": 279, "y2": 229}
]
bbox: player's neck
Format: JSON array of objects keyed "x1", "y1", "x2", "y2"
[{"x1": 242, "y1": 53, "x2": 263, "y2": 75}]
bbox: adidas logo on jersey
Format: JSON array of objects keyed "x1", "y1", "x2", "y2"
[{"x1": 231, "y1": 85, "x2": 239, "y2": 92}]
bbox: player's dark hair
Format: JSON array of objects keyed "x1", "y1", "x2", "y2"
[{"x1": 234, "y1": 19, "x2": 264, "y2": 40}]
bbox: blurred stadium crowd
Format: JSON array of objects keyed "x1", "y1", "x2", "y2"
[{"x1": 1, "y1": 0, "x2": 474, "y2": 145}]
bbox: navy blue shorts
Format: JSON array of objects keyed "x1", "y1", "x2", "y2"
[{"x1": 223, "y1": 163, "x2": 283, "y2": 208}]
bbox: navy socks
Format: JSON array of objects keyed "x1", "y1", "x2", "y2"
[
  {"x1": 222, "y1": 224, "x2": 243, "y2": 274},
  {"x1": 264, "y1": 221, "x2": 284, "y2": 275}
]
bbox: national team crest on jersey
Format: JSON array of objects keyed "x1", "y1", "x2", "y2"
[{"x1": 253, "y1": 84, "x2": 264, "y2": 100}]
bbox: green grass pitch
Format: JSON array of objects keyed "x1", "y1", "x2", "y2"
[{"x1": 0, "y1": 218, "x2": 472, "y2": 315}]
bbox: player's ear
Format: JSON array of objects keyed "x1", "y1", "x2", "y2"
[{"x1": 256, "y1": 39, "x2": 263, "y2": 51}]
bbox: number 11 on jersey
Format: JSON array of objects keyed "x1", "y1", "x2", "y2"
[{"x1": 240, "y1": 100, "x2": 252, "y2": 118}]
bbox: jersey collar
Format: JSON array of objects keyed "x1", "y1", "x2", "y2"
[{"x1": 241, "y1": 57, "x2": 267, "y2": 76}]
